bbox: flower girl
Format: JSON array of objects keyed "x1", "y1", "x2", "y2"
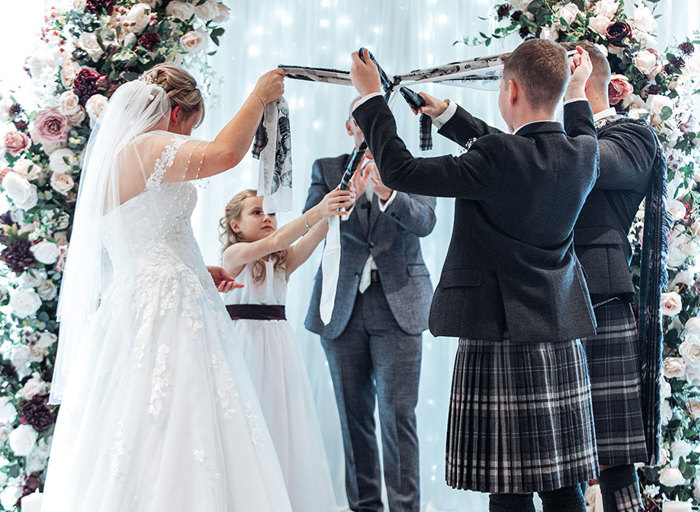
[{"x1": 219, "y1": 188, "x2": 352, "y2": 512}]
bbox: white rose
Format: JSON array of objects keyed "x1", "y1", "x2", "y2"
[
  {"x1": 85, "y1": 94, "x2": 108, "y2": 128},
  {"x1": 685, "y1": 316, "x2": 700, "y2": 334},
  {"x1": 688, "y1": 398, "x2": 700, "y2": 419},
  {"x1": 36, "y1": 281, "x2": 57, "y2": 301},
  {"x1": 2, "y1": 172, "x2": 38, "y2": 210},
  {"x1": 67, "y1": 107, "x2": 86, "y2": 127},
  {"x1": 25, "y1": 438, "x2": 50, "y2": 474},
  {"x1": 659, "y1": 445, "x2": 671, "y2": 465},
  {"x1": 10, "y1": 345, "x2": 31, "y2": 370},
  {"x1": 165, "y1": 1, "x2": 194, "y2": 20},
  {"x1": 695, "y1": 475, "x2": 700, "y2": 503},
  {"x1": 661, "y1": 292, "x2": 683, "y2": 316},
  {"x1": 140, "y1": 0, "x2": 161, "y2": 6},
  {"x1": 213, "y1": 2, "x2": 230, "y2": 23},
  {"x1": 673, "y1": 270, "x2": 696, "y2": 287},
  {"x1": 35, "y1": 331, "x2": 57, "y2": 349},
  {"x1": 26, "y1": 47, "x2": 60, "y2": 80},
  {"x1": 50, "y1": 171, "x2": 75, "y2": 196},
  {"x1": 22, "y1": 269, "x2": 46, "y2": 289},
  {"x1": 622, "y1": 93, "x2": 648, "y2": 111},
  {"x1": 8, "y1": 425, "x2": 38, "y2": 457},
  {"x1": 49, "y1": 148, "x2": 78, "y2": 174},
  {"x1": 634, "y1": 49, "x2": 658, "y2": 75},
  {"x1": 0, "y1": 397, "x2": 17, "y2": 425},
  {"x1": 663, "y1": 356, "x2": 686, "y2": 379},
  {"x1": 594, "y1": 43, "x2": 608, "y2": 58},
  {"x1": 12, "y1": 159, "x2": 42, "y2": 181},
  {"x1": 687, "y1": 364, "x2": 700, "y2": 385},
  {"x1": 180, "y1": 30, "x2": 207, "y2": 52},
  {"x1": 78, "y1": 32, "x2": 104, "y2": 61},
  {"x1": 588, "y1": 15, "x2": 611, "y2": 36},
  {"x1": 660, "y1": 377, "x2": 671, "y2": 399},
  {"x1": 667, "y1": 199, "x2": 686, "y2": 221},
  {"x1": 60, "y1": 60, "x2": 81, "y2": 88},
  {"x1": 647, "y1": 94, "x2": 674, "y2": 116},
  {"x1": 195, "y1": 0, "x2": 218, "y2": 21},
  {"x1": 124, "y1": 3, "x2": 151, "y2": 34},
  {"x1": 680, "y1": 333, "x2": 700, "y2": 368},
  {"x1": 631, "y1": 5, "x2": 656, "y2": 33},
  {"x1": 671, "y1": 439, "x2": 693, "y2": 460},
  {"x1": 659, "y1": 467, "x2": 686, "y2": 487},
  {"x1": 555, "y1": 3, "x2": 579, "y2": 26},
  {"x1": 19, "y1": 373, "x2": 48, "y2": 400},
  {"x1": 30, "y1": 240, "x2": 59, "y2": 265},
  {"x1": 594, "y1": 0, "x2": 619, "y2": 19},
  {"x1": 667, "y1": 245, "x2": 687, "y2": 268},
  {"x1": 0, "y1": 426, "x2": 11, "y2": 443},
  {"x1": 0, "y1": 486, "x2": 19, "y2": 511},
  {"x1": 9, "y1": 288, "x2": 42, "y2": 318}
]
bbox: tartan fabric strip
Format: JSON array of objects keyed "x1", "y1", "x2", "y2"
[
  {"x1": 446, "y1": 337, "x2": 598, "y2": 494},
  {"x1": 582, "y1": 301, "x2": 648, "y2": 466},
  {"x1": 613, "y1": 482, "x2": 643, "y2": 512}
]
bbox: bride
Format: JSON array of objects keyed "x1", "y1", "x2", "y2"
[{"x1": 40, "y1": 64, "x2": 325, "y2": 511}]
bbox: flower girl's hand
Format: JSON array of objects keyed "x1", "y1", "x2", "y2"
[
  {"x1": 320, "y1": 188, "x2": 355, "y2": 217},
  {"x1": 207, "y1": 266, "x2": 244, "y2": 292}
]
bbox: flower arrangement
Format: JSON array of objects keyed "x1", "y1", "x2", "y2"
[
  {"x1": 470, "y1": 1, "x2": 700, "y2": 508},
  {"x1": 0, "y1": 1, "x2": 229, "y2": 509}
]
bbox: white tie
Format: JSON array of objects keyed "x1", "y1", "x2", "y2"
[{"x1": 320, "y1": 215, "x2": 341, "y2": 325}]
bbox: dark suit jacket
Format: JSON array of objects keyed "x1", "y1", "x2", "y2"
[
  {"x1": 353, "y1": 96, "x2": 599, "y2": 342},
  {"x1": 565, "y1": 115, "x2": 656, "y2": 303},
  {"x1": 303, "y1": 154, "x2": 436, "y2": 339}
]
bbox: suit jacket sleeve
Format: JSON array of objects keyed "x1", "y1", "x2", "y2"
[
  {"x1": 380, "y1": 192, "x2": 436, "y2": 237},
  {"x1": 303, "y1": 159, "x2": 330, "y2": 213},
  {"x1": 438, "y1": 104, "x2": 503, "y2": 147},
  {"x1": 353, "y1": 96, "x2": 504, "y2": 199},
  {"x1": 591, "y1": 123, "x2": 656, "y2": 190}
]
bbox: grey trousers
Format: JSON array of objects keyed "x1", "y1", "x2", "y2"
[{"x1": 321, "y1": 282, "x2": 422, "y2": 512}]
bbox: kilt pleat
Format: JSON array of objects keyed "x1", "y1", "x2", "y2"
[{"x1": 446, "y1": 337, "x2": 598, "y2": 494}]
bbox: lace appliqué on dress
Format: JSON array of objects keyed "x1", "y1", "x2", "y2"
[
  {"x1": 148, "y1": 345, "x2": 170, "y2": 417},
  {"x1": 146, "y1": 136, "x2": 187, "y2": 191}
]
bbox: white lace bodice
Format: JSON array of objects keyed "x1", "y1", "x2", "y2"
[{"x1": 222, "y1": 260, "x2": 287, "y2": 306}]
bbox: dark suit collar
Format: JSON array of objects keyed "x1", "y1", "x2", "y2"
[{"x1": 514, "y1": 121, "x2": 565, "y2": 137}]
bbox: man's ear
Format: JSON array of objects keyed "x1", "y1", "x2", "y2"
[
  {"x1": 509, "y1": 79, "x2": 518, "y2": 106},
  {"x1": 345, "y1": 119, "x2": 354, "y2": 136}
]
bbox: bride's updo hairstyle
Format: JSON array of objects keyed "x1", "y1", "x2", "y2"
[{"x1": 143, "y1": 64, "x2": 205, "y2": 128}]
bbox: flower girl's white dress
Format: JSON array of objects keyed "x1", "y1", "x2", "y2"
[
  {"x1": 42, "y1": 146, "x2": 292, "y2": 511},
  {"x1": 223, "y1": 260, "x2": 337, "y2": 512}
]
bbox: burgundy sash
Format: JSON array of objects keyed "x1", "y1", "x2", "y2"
[{"x1": 226, "y1": 304, "x2": 286, "y2": 321}]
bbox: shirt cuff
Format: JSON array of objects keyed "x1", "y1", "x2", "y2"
[
  {"x1": 352, "y1": 92, "x2": 384, "y2": 112},
  {"x1": 341, "y1": 204, "x2": 355, "y2": 221},
  {"x1": 432, "y1": 100, "x2": 457, "y2": 129},
  {"x1": 563, "y1": 98, "x2": 588, "y2": 105},
  {"x1": 378, "y1": 190, "x2": 397, "y2": 212}
]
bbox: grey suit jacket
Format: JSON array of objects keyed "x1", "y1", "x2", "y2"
[{"x1": 303, "y1": 154, "x2": 436, "y2": 339}]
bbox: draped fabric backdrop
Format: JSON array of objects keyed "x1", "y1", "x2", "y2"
[
  {"x1": 0, "y1": 2, "x2": 697, "y2": 511},
  {"x1": 186, "y1": 2, "x2": 699, "y2": 510}
]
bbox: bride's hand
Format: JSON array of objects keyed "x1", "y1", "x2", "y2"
[
  {"x1": 253, "y1": 69, "x2": 285, "y2": 106},
  {"x1": 319, "y1": 188, "x2": 355, "y2": 217},
  {"x1": 207, "y1": 266, "x2": 244, "y2": 292}
]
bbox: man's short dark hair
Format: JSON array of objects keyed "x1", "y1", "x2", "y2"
[{"x1": 502, "y1": 39, "x2": 569, "y2": 111}]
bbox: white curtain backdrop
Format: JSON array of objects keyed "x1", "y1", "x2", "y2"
[
  {"x1": 189, "y1": 2, "x2": 698, "y2": 510},
  {"x1": 1, "y1": 2, "x2": 697, "y2": 511}
]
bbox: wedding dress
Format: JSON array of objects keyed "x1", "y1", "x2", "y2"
[{"x1": 41, "y1": 80, "x2": 292, "y2": 511}]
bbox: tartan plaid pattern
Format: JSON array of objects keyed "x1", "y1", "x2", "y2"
[
  {"x1": 419, "y1": 114, "x2": 433, "y2": 151},
  {"x1": 582, "y1": 301, "x2": 648, "y2": 466},
  {"x1": 446, "y1": 337, "x2": 598, "y2": 494},
  {"x1": 613, "y1": 482, "x2": 643, "y2": 512}
]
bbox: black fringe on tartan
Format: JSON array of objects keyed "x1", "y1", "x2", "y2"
[
  {"x1": 619, "y1": 117, "x2": 671, "y2": 465},
  {"x1": 251, "y1": 117, "x2": 267, "y2": 159},
  {"x1": 419, "y1": 114, "x2": 433, "y2": 151}
]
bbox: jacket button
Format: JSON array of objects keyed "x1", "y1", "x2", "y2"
[{"x1": 369, "y1": 242, "x2": 375, "y2": 248}]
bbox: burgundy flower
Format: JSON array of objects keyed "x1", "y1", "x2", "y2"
[
  {"x1": 15, "y1": 120, "x2": 28, "y2": 132},
  {"x1": 0, "y1": 210, "x2": 14, "y2": 226},
  {"x1": 670, "y1": 56, "x2": 686, "y2": 69},
  {"x1": 1, "y1": 362, "x2": 18, "y2": 382},
  {"x1": 0, "y1": 239, "x2": 36, "y2": 274},
  {"x1": 20, "y1": 394, "x2": 58, "y2": 432},
  {"x1": 85, "y1": 0, "x2": 115, "y2": 15},
  {"x1": 73, "y1": 69, "x2": 111, "y2": 106},
  {"x1": 138, "y1": 32, "x2": 161, "y2": 52},
  {"x1": 10, "y1": 103, "x2": 22, "y2": 116},
  {"x1": 497, "y1": 3, "x2": 512, "y2": 20},
  {"x1": 519, "y1": 25, "x2": 530, "y2": 38},
  {"x1": 679, "y1": 42, "x2": 695, "y2": 56},
  {"x1": 606, "y1": 21, "x2": 632, "y2": 47},
  {"x1": 511, "y1": 10, "x2": 522, "y2": 22},
  {"x1": 647, "y1": 84, "x2": 662, "y2": 95},
  {"x1": 19, "y1": 475, "x2": 41, "y2": 501}
]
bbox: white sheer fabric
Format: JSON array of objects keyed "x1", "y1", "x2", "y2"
[{"x1": 193, "y1": 2, "x2": 698, "y2": 511}]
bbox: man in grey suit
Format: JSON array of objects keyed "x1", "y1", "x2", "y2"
[{"x1": 304, "y1": 98, "x2": 436, "y2": 512}]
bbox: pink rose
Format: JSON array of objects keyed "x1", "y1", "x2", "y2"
[
  {"x1": 662, "y1": 291, "x2": 683, "y2": 316},
  {"x1": 663, "y1": 357, "x2": 686, "y2": 379},
  {"x1": 608, "y1": 74, "x2": 634, "y2": 105},
  {"x1": 31, "y1": 109, "x2": 68, "y2": 146},
  {"x1": 3, "y1": 131, "x2": 30, "y2": 155}
]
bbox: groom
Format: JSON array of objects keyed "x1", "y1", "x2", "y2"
[{"x1": 304, "y1": 98, "x2": 436, "y2": 512}]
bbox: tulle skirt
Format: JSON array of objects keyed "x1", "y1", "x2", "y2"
[
  {"x1": 41, "y1": 265, "x2": 292, "y2": 511},
  {"x1": 233, "y1": 318, "x2": 338, "y2": 512}
]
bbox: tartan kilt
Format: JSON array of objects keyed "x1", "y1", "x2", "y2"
[
  {"x1": 446, "y1": 337, "x2": 598, "y2": 494},
  {"x1": 582, "y1": 300, "x2": 648, "y2": 466}
]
